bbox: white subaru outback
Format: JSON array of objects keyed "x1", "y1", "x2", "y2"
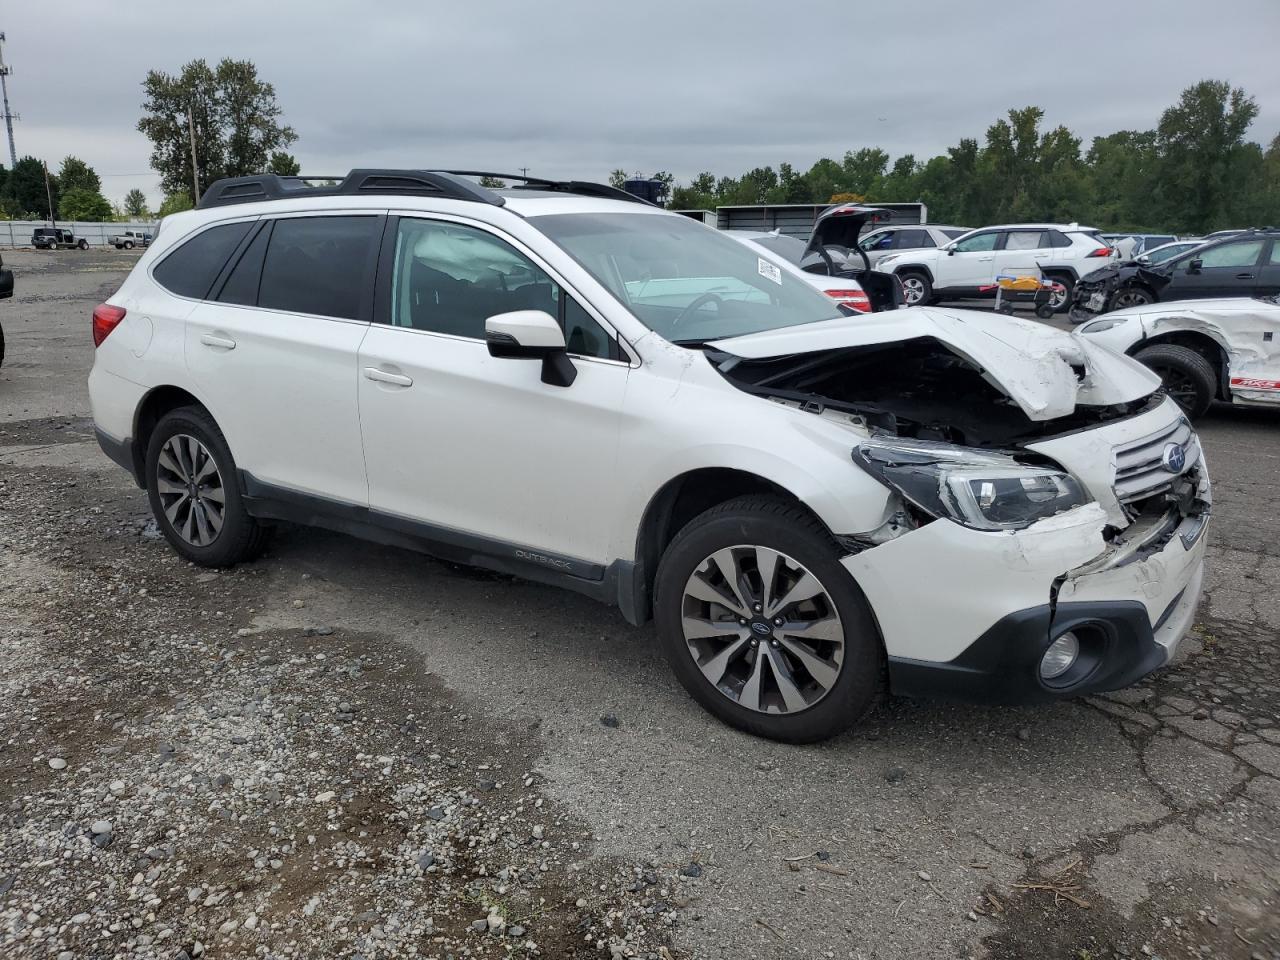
[{"x1": 89, "y1": 170, "x2": 1210, "y2": 742}]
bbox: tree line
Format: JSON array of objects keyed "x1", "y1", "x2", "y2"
[
  {"x1": 0, "y1": 155, "x2": 148, "y2": 221},
  {"x1": 658, "y1": 80, "x2": 1279, "y2": 235}
]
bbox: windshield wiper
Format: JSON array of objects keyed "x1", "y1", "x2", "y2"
[{"x1": 670, "y1": 337, "x2": 711, "y2": 347}]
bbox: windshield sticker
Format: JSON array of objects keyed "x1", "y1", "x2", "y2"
[{"x1": 758, "y1": 257, "x2": 782, "y2": 285}]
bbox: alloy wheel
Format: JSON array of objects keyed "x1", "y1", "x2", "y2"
[
  {"x1": 680, "y1": 545, "x2": 845, "y2": 715},
  {"x1": 901, "y1": 277, "x2": 926, "y2": 304},
  {"x1": 155, "y1": 434, "x2": 226, "y2": 547},
  {"x1": 1048, "y1": 285, "x2": 1069, "y2": 310},
  {"x1": 1150, "y1": 365, "x2": 1200, "y2": 412},
  {"x1": 1112, "y1": 290, "x2": 1150, "y2": 309}
]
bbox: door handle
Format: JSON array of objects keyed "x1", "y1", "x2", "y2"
[
  {"x1": 362, "y1": 366, "x2": 413, "y2": 387},
  {"x1": 200, "y1": 334, "x2": 236, "y2": 350},
  {"x1": 979, "y1": 256, "x2": 994, "y2": 261},
  {"x1": 1235, "y1": 272, "x2": 1255, "y2": 280}
]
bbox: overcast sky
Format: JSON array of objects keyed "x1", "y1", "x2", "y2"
[{"x1": 7, "y1": 0, "x2": 1280, "y2": 207}]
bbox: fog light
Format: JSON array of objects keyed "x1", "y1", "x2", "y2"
[{"x1": 1040, "y1": 632, "x2": 1080, "y2": 681}]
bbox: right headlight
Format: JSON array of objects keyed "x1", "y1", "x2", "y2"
[{"x1": 852, "y1": 436, "x2": 1091, "y2": 532}]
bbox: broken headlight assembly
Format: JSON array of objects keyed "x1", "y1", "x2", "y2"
[{"x1": 851, "y1": 436, "x2": 1091, "y2": 532}]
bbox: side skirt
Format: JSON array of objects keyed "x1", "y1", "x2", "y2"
[{"x1": 238, "y1": 472, "x2": 636, "y2": 614}]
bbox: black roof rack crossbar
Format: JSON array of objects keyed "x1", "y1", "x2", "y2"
[
  {"x1": 442, "y1": 170, "x2": 657, "y2": 206},
  {"x1": 197, "y1": 168, "x2": 657, "y2": 210},
  {"x1": 198, "y1": 169, "x2": 507, "y2": 209}
]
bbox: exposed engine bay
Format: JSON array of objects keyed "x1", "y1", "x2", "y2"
[{"x1": 707, "y1": 336, "x2": 1157, "y2": 449}]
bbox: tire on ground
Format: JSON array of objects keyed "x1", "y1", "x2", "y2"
[
  {"x1": 1133, "y1": 343, "x2": 1217, "y2": 419},
  {"x1": 145, "y1": 405, "x2": 271, "y2": 567},
  {"x1": 1046, "y1": 272, "x2": 1075, "y2": 314},
  {"x1": 897, "y1": 270, "x2": 932, "y2": 307},
  {"x1": 653, "y1": 495, "x2": 884, "y2": 743}
]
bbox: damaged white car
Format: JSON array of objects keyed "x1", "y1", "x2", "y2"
[
  {"x1": 1076, "y1": 296, "x2": 1280, "y2": 419},
  {"x1": 89, "y1": 170, "x2": 1210, "y2": 743}
]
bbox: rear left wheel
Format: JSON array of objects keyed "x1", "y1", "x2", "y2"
[
  {"x1": 1046, "y1": 273, "x2": 1075, "y2": 313},
  {"x1": 145, "y1": 407, "x2": 271, "y2": 567},
  {"x1": 653, "y1": 496, "x2": 884, "y2": 743}
]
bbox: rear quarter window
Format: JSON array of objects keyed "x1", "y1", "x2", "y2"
[{"x1": 153, "y1": 221, "x2": 255, "y2": 300}]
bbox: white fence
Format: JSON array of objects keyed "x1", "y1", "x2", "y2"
[{"x1": 1, "y1": 220, "x2": 162, "y2": 248}]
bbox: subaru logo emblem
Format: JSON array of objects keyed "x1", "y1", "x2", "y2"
[
  {"x1": 1161, "y1": 442, "x2": 1186, "y2": 473},
  {"x1": 750, "y1": 621, "x2": 772, "y2": 636}
]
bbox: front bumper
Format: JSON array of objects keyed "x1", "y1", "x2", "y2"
[{"x1": 843, "y1": 499, "x2": 1209, "y2": 705}]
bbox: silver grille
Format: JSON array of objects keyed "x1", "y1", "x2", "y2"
[{"x1": 1113, "y1": 417, "x2": 1200, "y2": 503}]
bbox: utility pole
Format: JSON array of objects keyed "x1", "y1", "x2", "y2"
[
  {"x1": 43, "y1": 159, "x2": 54, "y2": 226},
  {"x1": 518, "y1": 167, "x2": 529, "y2": 178},
  {"x1": 0, "y1": 32, "x2": 19, "y2": 170},
  {"x1": 187, "y1": 103, "x2": 199, "y2": 203}
]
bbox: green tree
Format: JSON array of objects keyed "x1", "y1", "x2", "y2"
[
  {"x1": 58, "y1": 156, "x2": 101, "y2": 195},
  {"x1": 59, "y1": 188, "x2": 113, "y2": 221},
  {"x1": 840, "y1": 148, "x2": 889, "y2": 197},
  {"x1": 3, "y1": 157, "x2": 58, "y2": 219},
  {"x1": 157, "y1": 193, "x2": 195, "y2": 217},
  {"x1": 138, "y1": 58, "x2": 298, "y2": 203},
  {"x1": 1153, "y1": 80, "x2": 1259, "y2": 233},
  {"x1": 268, "y1": 151, "x2": 300, "y2": 176},
  {"x1": 477, "y1": 175, "x2": 506, "y2": 188},
  {"x1": 607, "y1": 169, "x2": 627, "y2": 189},
  {"x1": 123, "y1": 188, "x2": 150, "y2": 218}
]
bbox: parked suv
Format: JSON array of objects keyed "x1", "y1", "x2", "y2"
[
  {"x1": 89, "y1": 169, "x2": 1209, "y2": 742},
  {"x1": 33, "y1": 227, "x2": 88, "y2": 250},
  {"x1": 857, "y1": 224, "x2": 971, "y2": 269},
  {"x1": 109, "y1": 229, "x2": 153, "y2": 249},
  {"x1": 875, "y1": 223, "x2": 1118, "y2": 311}
]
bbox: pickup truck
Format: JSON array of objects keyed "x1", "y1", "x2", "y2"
[
  {"x1": 32, "y1": 227, "x2": 88, "y2": 250},
  {"x1": 108, "y1": 229, "x2": 152, "y2": 250}
]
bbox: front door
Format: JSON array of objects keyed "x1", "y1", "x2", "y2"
[
  {"x1": 357, "y1": 215, "x2": 629, "y2": 568},
  {"x1": 184, "y1": 213, "x2": 382, "y2": 505},
  {"x1": 1165, "y1": 237, "x2": 1266, "y2": 300},
  {"x1": 937, "y1": 230, "x2": 1000, "y2": 292}
]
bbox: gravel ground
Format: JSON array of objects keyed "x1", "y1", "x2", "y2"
[{"x1": 1, "y1": 249, "x2": 1278, "y2": 959}]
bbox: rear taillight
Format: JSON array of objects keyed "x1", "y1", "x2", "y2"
[
  {"x1": 824, "y1": 289, "x2": 871, "y2": 312},
  {"x1": 92, "y1": 303, "x2": 127, "y2": 346},
  {"x1": 1087, "y1": 247, "x2": 1115, "y2": 258}
]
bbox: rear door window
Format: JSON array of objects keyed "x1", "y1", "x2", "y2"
[
  {"x1": 257, "y1": 216, "x2": 381, "y2": 320},
  {"x1": 1004, "y1": 231, "x2": 1047, "y2": 251},
  {"x1": 153, "y1": 221, "x2": 255, "y2": 299},
  {"x1": 1197, "y1": 239, "x2": 1265, "y2": 269},
  {"x1": 895, "y1": 229, "x2": 933, "y2": 249},
  {"x1": 215, "y1": 222, "x2": 272, "y2": 307}
]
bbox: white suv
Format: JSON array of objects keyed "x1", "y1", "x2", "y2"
[
  {"x1": 876, "y1": 223, "x2": 1119, "y2": 311},
  {"x1": 89, "y1": 170, "x2": 1209, "y2": 742}
]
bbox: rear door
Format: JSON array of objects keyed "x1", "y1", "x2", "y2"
[
  {"x1": 182, "y1": 213, "x2": 382, "y2": 504},
  {"x1": 1253, "y1": 238, "x2": 1280, "y2": 298},
  {"x1": 1164, "y1": 237, "x2": 1266, "y2": 300},
  {"x1": 991, "y1": 229, "x2": 1051, "y2": 280}
]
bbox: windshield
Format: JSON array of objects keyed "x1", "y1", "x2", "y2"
[{"x1": 532, "y1": 212, "x2": 842, "y2": 343}]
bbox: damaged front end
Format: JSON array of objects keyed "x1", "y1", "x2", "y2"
[
  {"x1": 1070, "y1": 262, "x2": 1172, "y2": 322},
  {"x1": 706, "y1": 317, "x2": 1209, "y2": 703}
]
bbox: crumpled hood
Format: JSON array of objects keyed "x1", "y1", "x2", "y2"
[{"x1": 708, "y1": 306, "x2": 1160, "y2": 421}]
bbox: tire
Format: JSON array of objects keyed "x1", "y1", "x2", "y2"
[
  {"x1": 653, "y1": 495, "x2": 884, "y2": 743},
  {"x1": 0, "y1": 323, "x2": 5, "y2": 367},
  {"x1": 897, "y1": 270, "x2": 932, "y2": 307},
  {"x1": 1035, "y1": 303, "x2": 1056, "y2": 320},
  {"x1": 1133, "y1": 344, "x2": 1216, "y2": 420},
  {"x1": 124, "y1": 241, "x2": 134, "y2": 250},
  {"x1": 145, "y1": 406, "x2": 271, "y2": 567},
  {"x1": 78, "y1": 239, "x2": 87, "y2": 250},
  {"x1": 1046, "y1": 273, "x2": 1075, "y2": 313},
  {"x1": 1111, "y1": 286, "x2": 1155, "y2": 310}
]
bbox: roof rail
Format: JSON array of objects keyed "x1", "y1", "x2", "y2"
[
  {"x1": 197, "y1": 169, "x2": 506, "y2": 210},
  {"x1": 441, "y1": 171, "x2": 658, "y2": 206},
  {"x1": 198, "y1": 169, "x2": 659, "y2": 210}
]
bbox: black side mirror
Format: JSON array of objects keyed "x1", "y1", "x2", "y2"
[
  {"x1": 947, "y1": 247, "x2": 957, "y2": 256},
  {"x1": 484, "y1": 310, "x2": 577, "y2": 387},
  {"x1": 1187, "y1": 258, "x2": 1203, "y2": 274}
]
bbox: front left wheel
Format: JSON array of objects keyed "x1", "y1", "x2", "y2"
[
  {"x1": 145, "y1": 406, "x2": 271, "y2": 567},
  {"x1": 653, "y1": 496, "x2": 884, "y2": 743}
]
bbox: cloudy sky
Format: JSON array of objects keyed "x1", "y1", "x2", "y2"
[{"x1": 7, "y1": 0, "x2": 1280, "y2": 207}]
